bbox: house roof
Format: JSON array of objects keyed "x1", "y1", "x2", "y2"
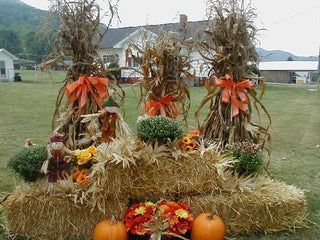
[
  {"x1": 0, "y1": 49, "x2": 18, "y2": 60},
  {"x1": 259, "y1": 61, "x2": 318, "y2": 71},
  {"x1": 100, "y1": 21, "x2": 206, "y2": 48},
  {"x1": 14, "y1": 59, "x2": 36, "y2": 65}
]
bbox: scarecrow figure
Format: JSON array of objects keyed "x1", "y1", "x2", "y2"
[
  {"x1": 47, "y1": 133, "x2": 69, "y2": 182},
  {"x1": 101, "y1": 96, "x2": 120, "y2": 143}
]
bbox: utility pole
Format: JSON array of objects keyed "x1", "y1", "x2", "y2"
[
  {"x1": 317, "y1": 46, "x2": 320, "y2": 87},
  {"x1": 318, "y1": 45, "x2": 320, "y2": 72}
]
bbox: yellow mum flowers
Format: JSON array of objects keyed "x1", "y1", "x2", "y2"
[{"x1": 74, "y1": 146, "x2": 97, "y2": 165}]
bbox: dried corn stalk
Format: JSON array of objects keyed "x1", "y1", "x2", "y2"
[
  {"x1": 127, "y1": 31, "x2": 195, "y2": 121},
  {"x1": 196, "y1": 0, "x2": 271, "y2": 149},
  {"x1": 45, "y1": 0, "x2": 122, "y2": 149}
]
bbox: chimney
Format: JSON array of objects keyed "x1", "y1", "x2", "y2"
[{"x1": 179, "y1": 14, "x2": 188, "y2": 29}]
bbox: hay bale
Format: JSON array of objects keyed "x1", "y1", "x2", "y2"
[
  {"x1": 180, "y1": 178, "x2": 306, "y2": 236},
  {"x1": 90, "y1": 146, "x2": 227, "y2": 201},
  {"x1": 2, "y1": 178, "x2": 306, "y2": 239},
  {"x1": 1, "y1": 191, "x2": 127, "y2": 240}
]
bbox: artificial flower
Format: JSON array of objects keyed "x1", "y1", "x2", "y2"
[
  {"x1": 77, "y1": 151, "x2": 92, "y2": 165},
  {"x1": 86, "y1": 145, "x2": 97, "y2": 155},
  {"x1": 74, "y1": 146, "x2": 97, "y2": 165},
  {"x1": 134, "y1": 206, "x2": 146, "y2": 215},
  {"x1": 124, "y1": 200, "x2": 193, "y2": 236},
  {"x1": 175, "y1": 209, "x2": 189, "y2": 219},
  {"x1": 73, "y1": 169, "x2": 90, "y2": 186}
]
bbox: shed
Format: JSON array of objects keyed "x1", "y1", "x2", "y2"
[
  {"x1": 0, "y1": 49, "x2": 18, "y2": 82},
  {"x1": 258, "y1": 61, "x2": 319, "y2": 84}
]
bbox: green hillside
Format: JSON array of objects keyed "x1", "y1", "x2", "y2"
[
  {"x1": 0, "y1": 0, "x2": 47, "y2": 31},
  {"x1": 0, "y1": 0, "x2": 50, "y2": 62}
]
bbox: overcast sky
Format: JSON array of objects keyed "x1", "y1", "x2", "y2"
[{"x1": 20, "y1": 0, "x2": 320, "y2": 56}]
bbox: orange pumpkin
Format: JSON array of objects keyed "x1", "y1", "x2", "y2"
[
  {"x1": 93, "y1": 217, "x2": 128, "y2": 240},
  {"x1": 191, "y1": 213, "x2": 225, "y2": 240}
]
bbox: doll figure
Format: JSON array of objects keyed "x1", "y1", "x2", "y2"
[
  {"x1": 47, "y1": 133, "x2": 69, "y2": 182},
  {"x1": 101, "y1": 96, "x2": 120, "y2": 143}
]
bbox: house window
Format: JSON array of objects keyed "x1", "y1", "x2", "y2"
[
  {"x1": 0, "y1": 61, "x2": 5, "y2": 75},
  {"x1": 103, "y1": 55, "x2": 117, "y2": 64},
  {"x1": 102, "y1": 55, "x2": 107, "y2": 63},
  {"x1": 126, "y1": 56, "x2": 139, "y2": 68},
  {"x1": 106, "y1": 55, "x2": 114, "y2": 63}
]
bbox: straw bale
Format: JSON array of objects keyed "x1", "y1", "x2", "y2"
[
  {"x1": 1, "y1": 190, "x2": 127, "y2": 240},
  {"x1": 89, "y1": 146, "x2": 228, "y2": 202},
  {"x1": 180, "y1": 178, "x2": 306, "y2": 236},
  {"x1": 2, "y1": 177, "x2": 306, "y2": 239}
]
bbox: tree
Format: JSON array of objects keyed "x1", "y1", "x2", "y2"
[
  {"x1": 0, "y1": 28, "x2": 22, "y2": 54},
  {"x1": 287, "y1": 56, "x2": 293, "y2": 61},
  {"x1": 24, "y1": 30, "x2": 51, "y2": 63}
]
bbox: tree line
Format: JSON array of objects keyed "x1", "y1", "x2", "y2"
[
  {"x1": 0, "y1": 0, "x2": 52, "y2": 63},
  {"x1": 0, "y1": 27, "x2": 53, "y2": 63}
]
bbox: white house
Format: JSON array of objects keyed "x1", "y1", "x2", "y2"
[
  {"x1": 0, "y1": 49, "x2": 17, "y2": 82},
  {"x1": 98, "y1": 15, "x2": 207, "y2": 82}
]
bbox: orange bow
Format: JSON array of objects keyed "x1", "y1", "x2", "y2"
[
  {"x1": 65, "y1": 75, "x2": 109, "y2": 113},
  {"x1": 216, "y1": 74, "x2": 254, "y2": 117},
  {"x1": 144, "y1": 95, "x2": 179, "y2": 119}
]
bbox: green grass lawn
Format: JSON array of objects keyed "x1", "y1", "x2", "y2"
[{"x1": 1, "y1": 71, "x2": 319, "y2": 239}]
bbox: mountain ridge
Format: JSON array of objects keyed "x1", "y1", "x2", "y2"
[
  {"x1": 0, "y1": 0, "x2": 318, "y2": 62},
  {"x1": 0, "y1": 0, "x2": 47, "y2": 30},
  {"x1": 256, "y1": 48, "x2": 317, "y2": 62}
]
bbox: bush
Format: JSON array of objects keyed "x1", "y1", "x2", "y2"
[
  {"x1": 8, "y1": 145, "x2": 48, "y2": 182},
  {"x1": 137, "y1": 116, "x2": 183, "y2": 142},
  {"x1": 230, "y1": 142, "x2": 264, "y2": 175}
]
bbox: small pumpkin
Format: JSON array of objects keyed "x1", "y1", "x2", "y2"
[
  {"x1": 191, "y1": 213, "x2": 225, "y2": 240},
  {"x1": 93, "y1": 216, "x2": 128, "y2": 240}
]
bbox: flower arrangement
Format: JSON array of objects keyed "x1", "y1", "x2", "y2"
[
  {"x1": 74, "y1": 145, "x2": 97, "y2": 165},
  {"x1": 124, "y1": 201, "x2": 193, "y2": 237},
  {"x1": 179, "y1": 129, "x2": 200, "y2": 151},
  {"x1": 72, "y1": 146, "x2": 97, "y2": 186}
]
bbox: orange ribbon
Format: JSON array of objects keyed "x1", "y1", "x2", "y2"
[
  {"x1": 65, "y1": 75, "x2": 109, "y2": 112},
  {"x1": 144, "y1": 95, "x2": 179, "y2": 119},
  {"x1": 216, "y1": 74, "x2": 254, "y2": 117}
]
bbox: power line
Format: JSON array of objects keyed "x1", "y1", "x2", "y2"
[{"x1": 271, "y1": 4, "x2": 320, "y2": 25}]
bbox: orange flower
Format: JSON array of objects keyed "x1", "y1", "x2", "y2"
[
  {"x1": 124, "y1": 202, "x2": 155, "y2": 235},
  {"x1": 124, "y1": 201, "x2": 193, "y2": 236},
  {"x1": 72, "y1": 169, "x2": 81, "y2": 181},
  {"x1": 73, "y1": 169, "x2": 90, "y2": 186},
  {"x1": 191, "y1": 128, "x2": 201, "y2": 137}
]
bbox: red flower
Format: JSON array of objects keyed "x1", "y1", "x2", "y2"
[
  {"x1": 124, "y1": 202, "x2": 156, "y2": 235},
  {"x1": 124, "y1": 201, "x2": 193, "y2": 236}
]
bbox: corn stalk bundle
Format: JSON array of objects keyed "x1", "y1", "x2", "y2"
[
  {"x1": 127, "y1": 31, "x2": 195, "y2": 121},
  {"x1": 46, "y1": 0, "x2": 121, "y2": 149},
  {"x1": 196, "y1": 0, "x2": 271, "y2": 149}
]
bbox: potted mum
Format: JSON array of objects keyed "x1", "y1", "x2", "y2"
[{"x1": 124, "y1": 201, "x2": 193, "y2": 240}]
